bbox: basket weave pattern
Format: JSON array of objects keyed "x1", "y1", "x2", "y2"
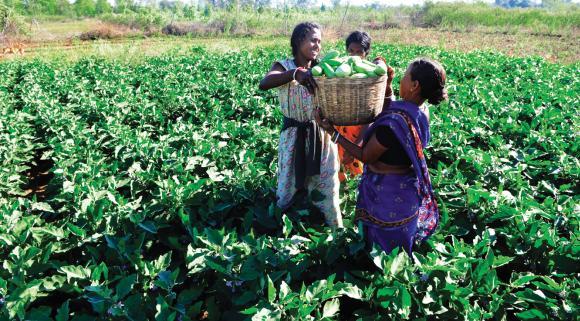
[{"x1": 314, "y1": 75, "x2": 388, "y2": 126}]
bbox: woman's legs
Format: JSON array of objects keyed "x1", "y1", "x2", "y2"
[
  {"x1": 276, "y1": 129, "x2": 298, "y2": 210},
  {"x1": 308, "y1": 174, "x2": 342, "y2": 227}
]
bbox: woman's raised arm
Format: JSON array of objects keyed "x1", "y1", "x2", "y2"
[
  {"x1": 259, "y1": 62, "x2": 293, "y2": 91},
  {"x1": 259, "y1": 62, "x2": 318, "y2": 94}
]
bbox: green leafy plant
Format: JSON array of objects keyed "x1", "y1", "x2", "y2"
[{"x1": 0, "y1": 44, "x2": 577, "y2": 320}]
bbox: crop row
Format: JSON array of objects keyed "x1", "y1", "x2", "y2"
[{"x1": 0, "y1": 45, "x2": 577, "y2": 320}]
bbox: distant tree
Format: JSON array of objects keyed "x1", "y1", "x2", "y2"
[
  {"x1": 495, "y1": 0, "x2": 534, "y2": 8},
  {"x1": 115, "y1": 0, "x2": 134, "y2": 13},
  {"x1": 331, "y1": 0, "x2": 341, "y2": 8},
  {"x1": 181, "y1": 4, "x2": 197, "y2": 19},
  {"x1": 227, "y1": 0, "x2": 239, "y2": 10},
  {"x1": 0, "y1": 3, "x2": 28, "y2": 35},
  {"x1": 292, "y1": 0, "x2": 315, "y2": 8},
  {"x1": 542, "y1": 0, "x2": 572, "y2": 7},
  {"x1": 74, "y1": 0, "x2": 96, "y2": 16},
  {"x1": 95, "y1": 0, "x2": 112, "y2": 14},
  {"x1": 368, "y1": 1, "x2": 382, "y2": 10},
  {"x1": 39, "y1": 0, "x2": 59, "y2": 14},
  {"x1": 56, "y1": 0, "x2": 73, "y2": 15},
  {"x1": 207, "y1": 0, "x2": 227, "y2": 8},
  {"x1": 239, "y1": 0, "x2": 253, "y2": 8},
  {"x1": 10, "y1": 0, "x2": 28, "y2": 12},
  {"x1": 255, "y1": 0, "x2": 270, "y2": 9},
  {"x1": 159, "y1": 0, "x2": 178, "y2": 10},
  {"x1": 240, "y1": 0, "x2": 269, "y2": 9}
]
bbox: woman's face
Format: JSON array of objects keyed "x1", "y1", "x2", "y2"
[
  {"x1": 399, "y1": 66, "x2": 417, "y2": 100},
  {"x1": 347, "y1": 42, "x2": 366, "y2": 58},
  {"x1": 299, "y1": 28, "x2": 322, "y2": 61}
]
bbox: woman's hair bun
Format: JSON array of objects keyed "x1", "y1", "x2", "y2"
[
  {"x1": 427, "y1": 87, "x2": 448, "y2": 105},
  {"x1": 409, "y1": 58, "x2": 447, "y2": 106}
]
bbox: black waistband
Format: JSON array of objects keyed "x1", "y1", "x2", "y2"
[{"x1": 282, "y1": 116, "x2": 323, "y2": 190}]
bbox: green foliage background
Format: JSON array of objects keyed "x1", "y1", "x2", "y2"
[
  {"x1": 0, "y1": 43, "x2": 578, "y2": 320},
  {"x1": 0, "y1": 1, "x2": 578, "y2": 35}
]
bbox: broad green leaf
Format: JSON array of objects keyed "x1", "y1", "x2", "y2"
[
  {"x1": 473, "y1": 259, "x2": 490, "y2": 282},
  {"x1": 116, "y1": 274, "x2": 136, "y2": 299},
  {"x1": 492, "y1": 255, "x2": 514, "y2": 268},
  {"x1": 138, "y1": 221, "x2": 158, "y2": 234},
  {"x1": 31, "y1": 202, "x2": 54, "y2": 213},
  {"x1": 241, "y1": 307, "x2": 258, "y2": 315},
  {"x1": 59, "y1": 265, "x2": 91, "y2": 282},
  {"x1": 156, "y1": 271, "x2": 175, "y2": 291},
  {"x1": 66, "y1": 223, "x2": 86, "y2": 238},
  {"x1": 0, "y1": 277, "x2": 7, "y2": 296},
  {"x1": 338, "y1": 284, "x2": 363, "y2": 300},
  {"x1": 177, "y1": 288, "x2": 203, "y2": 305},
  {"x1": 279, "y1": 280, "x2": 291, "y2": 300},
  {"x1": 370, "y1": 246, "x2": 386, "y2": 271},
  {"x1": 91, "y1": 262, "x2": 109, "y2": 283},
  {"x1": 56, "y1": 300, "x2": 69, "y2": 321},
  {"x1": 322, "y1": 298, "x2": 340, "y2": 318},
  {"x1": 399, "y1": 287, "x2": 411, "y2": 318},
  {"x1": 26, "y1": 306, "x2": 52, "y2": 321},
  {"x1": 282, "y1": 214, "x2": 293, "y2": 238},
  {"x1": 267, "y1": 275, "x2": 276, "y2": 303},
  {"x1": 422, "y1": 292, "x2": 435, "y2": 304},
  {"x1": 514, "y1": 289, "x2": 548, "y2": 304},
  {"x1": 512, "y1": 274, "x2": 537, "y2": 287},
  {"x1": 252, "y1": 307, "x2": 281, "y2": 321},
  {"x1": 390, "y1": 251, "x2": 408, "y2": 276},
  {"x1": 516, "y1": 309, "x2": 547, "y2": 320}
]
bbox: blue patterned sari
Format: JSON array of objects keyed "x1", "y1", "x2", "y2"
[{"x1": 356, "y1": 101, "x2": 439, "y2": 255}]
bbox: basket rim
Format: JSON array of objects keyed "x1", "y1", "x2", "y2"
[
  {"x1": 311, "y1": 74, "x2": 388, "y2": 126},
  {"x1": 313, "y1": 74, "x2": 387, "y2": 86}
]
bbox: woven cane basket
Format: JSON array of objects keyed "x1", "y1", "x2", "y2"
[{"x1": 314, "y1": 75, "x2": 388, "y2": 126}]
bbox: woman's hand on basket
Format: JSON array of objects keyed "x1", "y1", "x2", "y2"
[
  {"x1": 386, "y1": 65, "x2": 395, "y2": 86},
  {"x1": 384, "y1": 65, "x2": 395, "y2": 98},
  {"x1": 314, "y1": 108, "x2": 336, "y2": 134},
  {"x1": 295, "y1": 68, "x2": 318, "y2": 95},
  {"x1": 373, "y1": 57, "x2": 395, "y2": 96}
]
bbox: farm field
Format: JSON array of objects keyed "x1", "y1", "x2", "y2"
[
  {"x1": 2, "y1": 17, "x2": 579, "y2": 64},
  {"x1": 0, "y1": 39, "x2": 578, "y2": 321}
]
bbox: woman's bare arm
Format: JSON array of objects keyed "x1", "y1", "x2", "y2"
[
  {"x1": 354, "y1": 124, "x2": 370, "y2": 145},
  {"x1": 336, "y1": 131, "x2": 387, "y2": 164},
  {"x1": 259, "y1": 62, "x2": 293, "y2": 91},
  {"x1": 315, "y1": 109, "x2": 387, "y2": 164},
  {"x1": 259, "y1": 62, "x2": 318, "y2": 94}
]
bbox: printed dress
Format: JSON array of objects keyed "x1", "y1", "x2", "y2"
[
  {"x1": 275, "y1": 59, "x2": 343, "y2": 227},
  {"x1": 335, "y1": 125, "x2": 365, "y2": 182}
]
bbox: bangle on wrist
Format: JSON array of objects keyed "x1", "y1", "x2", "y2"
[{"x1": 292, "y1": 68, "x2": 300, "y2": 81}]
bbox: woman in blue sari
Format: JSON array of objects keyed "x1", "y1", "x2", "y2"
[{"x1": 315, "y1": 58, "x2": 447, "y2": 255}]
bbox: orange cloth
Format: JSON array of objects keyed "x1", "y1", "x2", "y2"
[{"x1": 335, "y1": 125, "x2": 364, "y2": 182}]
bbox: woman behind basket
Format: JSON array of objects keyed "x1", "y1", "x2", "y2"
[
  {"x1": 315, "y1": 58, "x2": 447, "y2": 254},
  {"x1": 259, "y1": 22, "x2": 343, "y2": 227},
  {"x1": 336, "y1": 31, "x2": 396, "y2": 182}
]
